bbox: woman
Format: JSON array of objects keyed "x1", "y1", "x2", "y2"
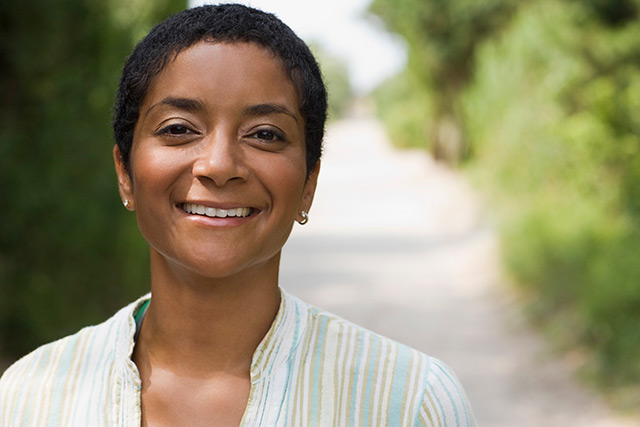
[{"x1": 0, "y1": 4, "x2": 475, "y2": 426}]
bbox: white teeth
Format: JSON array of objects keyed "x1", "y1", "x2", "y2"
[{"x1": 183, "y1": 204, "x2": 251, "y2": 218}]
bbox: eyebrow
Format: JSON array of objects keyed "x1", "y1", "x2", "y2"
[
  {"x1": 145, "y1": 97, "x2": 205, "y2": 115},
  {"x1": 243, "y1": 103, "x2": 299, "y2": 123},
  {"x1": 144, "y1": 97, "x2": 299, "y2": 123}
]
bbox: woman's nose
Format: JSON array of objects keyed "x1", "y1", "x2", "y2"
[{"x1": 192, "y1": 131, "x2": 249, "y2": 186}]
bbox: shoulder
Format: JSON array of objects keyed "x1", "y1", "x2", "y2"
[
  {"x1": 302, "y1": 299, "x2": 433, "y2": 375},
  {"x1": 417, "y1": 358, "x2": 477, "y2": 427},
  {"x1": 291, "y1": 295, "x2": 476, "y2": 426},
  {"x1": 0, "y1": 296, "x2": 147, "y2": 424}
]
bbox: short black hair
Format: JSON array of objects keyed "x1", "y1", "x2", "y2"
[{"x1": 113, "y1": 4, "x2": 327, "y2": 175}]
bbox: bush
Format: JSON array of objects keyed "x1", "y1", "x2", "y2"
[
  {"x1": 0, "y1": 0, "x2": 186, "y2": 362},
  {"x1": 373, "y1": 70, "x2": 433, "y2": 149},
  {"x1": 463, "y1": 0, "x2": 640, "y2": 391},
  {"x1": 309, "y1": 43, "x2": 353, "y2": 122}
]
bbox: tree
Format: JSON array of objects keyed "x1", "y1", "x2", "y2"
[
  {"x1": 369, "y1": 0, "x2": 520, "y2": 162},
  {"x1": 0, "y1": 0, "x2": 186, "y2": 362},
  {"x1": 463, "y1": 0, "x2": 640, "y2": 390}
]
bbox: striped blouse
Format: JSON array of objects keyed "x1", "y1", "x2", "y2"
[{"x1": 0, "y1": 290, "x2": 476, "y2": 426}]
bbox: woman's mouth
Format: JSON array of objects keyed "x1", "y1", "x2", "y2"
[{"x1": 181, "y1": 203, "x2": 254, "y2": 218}]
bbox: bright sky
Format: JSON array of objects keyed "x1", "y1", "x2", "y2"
[{"x1": 189, "y1": 0, "x2": 407, "y2": 94}]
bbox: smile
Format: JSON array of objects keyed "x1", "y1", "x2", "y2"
[{"x1": 182, "y1": 203, "x2": 253, "y2": 218}]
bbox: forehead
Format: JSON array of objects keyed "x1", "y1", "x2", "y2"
[{"x1": 142, "y1": 41, "x2": 300, "y2": 111}]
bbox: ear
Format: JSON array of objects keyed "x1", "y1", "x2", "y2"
[
  {"x1": 113, "y1": 145, "x2": 135, "y2": 211},
  {"x1": 297, "y1": 161, "x2": 320, "y2": 220}
]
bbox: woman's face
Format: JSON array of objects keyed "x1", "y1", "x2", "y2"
[{"x1": 114, "y1": 41, "x2": 319, "y2": 280}]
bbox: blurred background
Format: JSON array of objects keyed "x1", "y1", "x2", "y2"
[{"x1": 1, "y1": 0, "x2": 639, "y2": 424}]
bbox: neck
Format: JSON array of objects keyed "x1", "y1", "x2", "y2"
[{"x1": 133, "y1": 249, "x2": 282, "y2": 377}]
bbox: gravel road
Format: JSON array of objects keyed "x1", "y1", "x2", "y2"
[{"x1": 280, "y1": 114, "x2": 639, "y2": 427}]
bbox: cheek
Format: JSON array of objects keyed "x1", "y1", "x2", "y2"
[
  {"x1": 261, "y1": 159, "x2": 308, "y2": 209},
  {"x1": 130, "y1": 158, "x2": 182, "y2": 254},
  {"x1": 131, "y1": 146, "x2": 185, "y2": 196}
]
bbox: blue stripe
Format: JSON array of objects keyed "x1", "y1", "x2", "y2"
[
  {"x1": 310, "y1": 315, "x2": 328, "y2": 426},
  {"x1": 274, "y1": 300, "x2": 301, "y2": 424},
  {"x1": 426, "y1": 381, "x2": 446, "y2": 425},
  {"x1": 16, "y1": 345, "x2": 51, "y2": 425},
  {"x1": 286, "y1": 303, "x2": 317, "y2": 424},
  {"x1": 84, "y1": 323, "x2": 119, "y2": 425},
  {"x1": 47, "y1": 336, "x2": 80, "y2": 427},
  {"x1": 361, "y1": 336, "x2": 378, "y2": 427},
  {"x1": 349, "y1": 332, "x2": 366, "y2": 427},
  {"x1": 256, "y1": 301, "x2": 290, "y2": 425},
  {"x1": 433, "y1": 363, "x2": 462, "y2": 427},
  {"x1": 82, "y1": 330, "x2": 101, "y2": 426},
  {"x1": 388, "y1": 345, "x2": 412, "y2": 426},
  {"x1": 440, "y1": 362, "x2": 472, "y2": 427}
]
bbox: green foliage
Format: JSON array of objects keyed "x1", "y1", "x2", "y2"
[
  {"x1": 463, "y1": 0, "x2": 640, "y2": 392},
  {"x1": 369, "y1": 0, "x2": 521, "y2": 161},
  {"x1": 370, "y1": 0, "x2": 519, "y2": 90},
  {"x1": 373, "y1": 70, "x2": 432, "y2": 149},
  {"x1": 372, "y1": 0, "x2": 640, "y2": 402},
  {"x1": 0, "y1": 0, "x2": 186, "y2": 361},
  {"x1": 310, "y1": 43, "x2": 353, "y2": 122}
]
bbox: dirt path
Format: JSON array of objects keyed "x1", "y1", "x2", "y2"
[{"x1": 280, "y1": 113, "x2": 639, "y2": 427}]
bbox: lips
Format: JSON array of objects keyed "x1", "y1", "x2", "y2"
[{"x1": 181, "y1": 203, "x2": 253, "y2": 218}]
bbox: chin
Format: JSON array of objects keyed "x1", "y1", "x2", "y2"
[{"x1": 163, "y1": 251, "x2": 281, "y2": 283}]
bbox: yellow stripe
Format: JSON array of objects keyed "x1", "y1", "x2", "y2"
[
  {"x1": 340, "y1": 326, "x2": 357, "y2": 425},
  {"x1": 379, "y1": 341, "x2": 397, "y2": 426},
  {"x1": 60, "y1": 332, "x2": 91, "y2": 425},
  {"x1": 320, "y1": 320, "x2": 339, "y2": 424},
  {"x1": 422, "y1": 377, "x2": 444, "y2": 427},
  {"x1": 32, "y1": 341, "x2": 65, "y2": 425}
]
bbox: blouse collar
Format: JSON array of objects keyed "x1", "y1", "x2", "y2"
[
  {"x1": 115, "y1": 290, "x2": 308, "y2": 385},
  {"x1": 249, "y1": 289, "x2": 308, "y2": 383}
]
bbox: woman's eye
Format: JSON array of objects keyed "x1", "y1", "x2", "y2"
[
  {"x1": 252, "y1": 129, "x2": 283, "y2": 142},
  {"x1": 158, "y1": 124, "x2": 193, "y2": 136}
]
